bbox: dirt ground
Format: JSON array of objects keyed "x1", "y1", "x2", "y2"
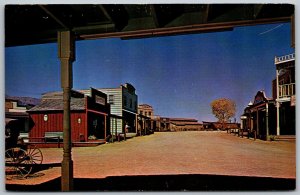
[
  {"x1": 44, "y1": 131, "x2": 296, "y2": 178},
  {"x1": 6, "y1": 131, "x2": 296, "y2": 187}
]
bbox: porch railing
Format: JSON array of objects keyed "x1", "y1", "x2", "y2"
[
  {"x1": 278, "y1": 83, "x2": 295, "y2": 98},
  {"x1": 275, "y1": 53, "x2": 295, "y2": 64}
]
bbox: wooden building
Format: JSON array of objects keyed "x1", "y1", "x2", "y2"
[
  {"x1": 241, "y1": 91, "x2": 276, "y2": 140},
  {"x1": 202, "y1": 121, "x2": 240, "y2": 130},
  {"x1": 170, "y1": 118, "x2": 203, "y2": 131},
  {"x1": 138, "y1": 104, "x2": 155, "y2": 134},
  {"x1": 5, "y1": 96, "x2": 39, "y2": 142},
  {"x1": 273, "y1": 53, "x2": 295, "y2": 135},
  {"x1": 81, "y1": 83, "x2": 138, "y2": 138},
  {"x1": 27, "y1": 88, "x2": 110, "y2": 147},
  {"x1": 137, "y1": 114, "x2": 151, "y2": 135},
  {"x1": 156, "y1": 117, "x2": 171, "y2": 131}
]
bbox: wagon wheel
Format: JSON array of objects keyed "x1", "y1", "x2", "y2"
[
  {"x1": 26, "y1": 145, "x2": 43, "y2": 164},
  {"x1": 5, "y1": 148, "x2": 33, "y2": 178}
]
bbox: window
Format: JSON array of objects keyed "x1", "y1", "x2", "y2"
[
  {"x1": 109, "y1": 95, "x2": 114, "y2": 105},
  {"x1": 130, "y1": 99, "x2": 133, "y2": 108},
  {"x1": 140, "y1": 111, "x2": 143, "y2": 115},
  {"x1": 149, "y1": 112, "x2": 152, "y2": 116}
]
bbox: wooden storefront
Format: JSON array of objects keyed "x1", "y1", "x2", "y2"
[
  {"x1": 241, "y1": 91, "x2": 276, "y2": 140},
  {"x1": 27, "y1": 88, "x2": 110, "y2": 147}
]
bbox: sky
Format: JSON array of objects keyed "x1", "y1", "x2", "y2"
[{"x1": 5, "y1": 22, "x2": 295, "y2": 122}]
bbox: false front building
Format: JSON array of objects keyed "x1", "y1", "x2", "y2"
[
  {"x1": 27, "y1": 88, "x2": 110, "y2": 147},
  {"x1": 81, "y1": 83, "x2": 138, "y2": 138},
  {"x1": 138, "y1": 104, "x2": 155, "y2": 135},
  {"x1": 241, "y1": 91, "x2": 276, "y2": 140}
]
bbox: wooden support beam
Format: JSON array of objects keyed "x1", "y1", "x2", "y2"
[{"x1": 58, "y1": 30, "x2": 75, "y2": 192}]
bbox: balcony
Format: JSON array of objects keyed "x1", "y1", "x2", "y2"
[
  {"x1": 278, "y1": 83, "x2": 295, "y2": 100},
  {"x1": 275, "y1": 53, "x2": 295, "y2": 65}
]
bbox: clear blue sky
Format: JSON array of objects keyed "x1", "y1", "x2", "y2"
[{"x1": 5, "y1": 22, "x2": 294, "y2": 122}]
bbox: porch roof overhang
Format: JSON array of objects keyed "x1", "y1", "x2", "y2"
[
  {"x1": 249, "y1": 100, "x2": 276, "y2": 112},
  {"x1": 5, "y1": 4, "x2": 294, "y2": 47}
]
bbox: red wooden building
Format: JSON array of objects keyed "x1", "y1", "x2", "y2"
[{"x1": 27, "y1": 88, "x2": 110, "y2": 147}]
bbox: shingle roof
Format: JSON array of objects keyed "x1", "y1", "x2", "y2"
[{"x1": 28, "y1": 97, "x2": 85, "y2": 112}]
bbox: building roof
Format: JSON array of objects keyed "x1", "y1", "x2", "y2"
[
  {"x1": 42, "y1": 90, "x2": 85, "y2": 99},
  {"x1": 170, "y1": 118, "x2": 198, "y2": 122},
  {"x1": 171, "y1": 121, "x2": 202, "y2": 126},
  {"x1": 28, "y1": 97, "x2": 85, "y2": 112},
  {"x1": 138, "y1": 104, "x2": 153, "y2": 109}
]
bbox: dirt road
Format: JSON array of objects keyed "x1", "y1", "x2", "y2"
[{"x1": 41, "y1": 131, "x2": 296, "y2": 179}]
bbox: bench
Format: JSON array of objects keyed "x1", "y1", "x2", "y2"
[{"x1": 45, "y1": 132, "x2": 63, "y2": 142}]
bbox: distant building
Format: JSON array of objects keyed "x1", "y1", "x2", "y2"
[
  {"x1": 138, "y1": 104, "x2": 155, "y2": 135},
  {"x1": 170, "y1": 118, "x2": 203, "y2": 131},
  {"x1": 202, "y1": 121, "x2": 239, "y2": 130},
  {"x1": 154, "y1": 117, "x2": 203, "y2": 132},
  {"x1": 5, "y1": 96, "x2": 40, "y2": 141},
  {"x1": 157, "y1": 117, "x2": 171, "y2": 131}
]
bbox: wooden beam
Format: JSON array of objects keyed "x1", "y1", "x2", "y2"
[
  {"x1": 150, "y1": 5, "x2": 159, "y2": 27},
  {"x1": 253, "y1": 4, "x2": 264, "y2": 19},
  {"x1": 203, "y1": 5, "x2": 210, "y2": 23},
  {"x1": 98, "y1": 5, "x2": 113, "y2": 23},
  {"x1": 80, "y1": 16, "x2": 291, "y2": 40},
  {"x1": 39, "y1": 5, "x2": 69, "y2": 29}
]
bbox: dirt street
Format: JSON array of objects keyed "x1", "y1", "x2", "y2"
[{"x1": 40, "y1": 131, "x2": 296, "y2": 179}]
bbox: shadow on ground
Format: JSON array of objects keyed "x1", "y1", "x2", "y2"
[{"x1": 6, "y1": 174, "x2": 296, "y2": 191}]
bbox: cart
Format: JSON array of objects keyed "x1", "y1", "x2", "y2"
[{"x1": 5, "y1": 118, "x2": 43, "y2": 179}]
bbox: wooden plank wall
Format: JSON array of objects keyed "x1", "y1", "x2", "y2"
[{"x1": 29, "y1": 112, "x2": 86, "y2": 142}]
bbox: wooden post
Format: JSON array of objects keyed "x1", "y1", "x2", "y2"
[
  {"x1": 58, "y1": 31, "x2": 75, "y2": 191},
  {"x1": 276, "y1": 69, "x2": 280, "y2": 136},
  {"x1": 115, "y1": 118, "x2": 117, "y2": 142},
  {"x1": 104, "y1": 115, "x2": 107, "y2": 141},
  {"x1": 256, "y1": 108, "x2": 259, "y2": 139},
  {"x1": 266, "y1": 103, "x2": 269, "y2": 141}
]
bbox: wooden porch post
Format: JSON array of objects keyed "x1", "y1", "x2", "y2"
[
  {"x1": 104, "y1": 115, "x2": 107, "y2": 140},
  {"x1": 58, "y1": 31, "x2": 75, "y2": 191},
  {"x1": 276, "y1": 68, "x2": 281, "y2": 136},
  {"x1": 266, "y1": 103, "x2": 269, "y2": 141},
  {"x1": 256, "y1": 108, "x2": 259, "y2": 138}
]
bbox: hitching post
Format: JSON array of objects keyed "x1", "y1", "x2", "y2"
[{"x1": 58, "y1": 31, "x2": 75, "y2": 191}]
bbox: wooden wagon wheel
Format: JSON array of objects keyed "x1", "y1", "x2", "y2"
[
  {"x1": 26, "y1": 145, "x2": 43, "y2": 165},
  {"x1": 5, "y1": 147, "x2": 33, "y2": 178}
]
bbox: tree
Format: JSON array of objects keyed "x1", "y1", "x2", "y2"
[{"x1": 210, "y1": 98, "x2": 236, "y2": 126}]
